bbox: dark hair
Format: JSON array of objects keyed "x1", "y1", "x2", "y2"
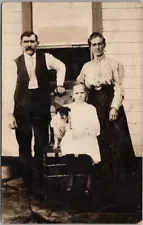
[
  {"x1": 20, "y1": 31, "x2": 38, "y2": 42},
  {"x1": 88, "y1": 32, "x2": 106, "y2": 47}
]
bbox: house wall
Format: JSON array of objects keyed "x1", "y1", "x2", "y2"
[
  {"x1": 2, "y1": 2, "x2": 22, "y2": 156},
  {"x1": 102, "y1": 2, "x2": 143, "y2": 156},
  {"x1": 2, "y1": 2, "x2": 143, "y2": 157}
]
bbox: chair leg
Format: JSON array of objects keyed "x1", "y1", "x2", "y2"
[
  {"x1": 85, "y1": 173, "x2": 92, "y2": 195},
  {"x1": 66, "y1": 174, "x2": 74, "y2": 192}
]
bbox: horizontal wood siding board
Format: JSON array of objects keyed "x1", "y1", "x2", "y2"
[
  {"x1": 2, "y1": 2, "x2": 22, "y2": 11},
  {"x1": 130, "y1": 134, "x2": 142, "y2": 146},
  {"x1": 104, "y1": 31, "x2": 143, "y2": 43},
  {"x1": 124, "y1": 77, "x2": 143, "y2": 89},
  {"x1": 124, "y1": 101, "x2": 143, "y2": 112},
  {"x1": 2, "y1": 11, "x2": 22, "y2": 23},
  {"x1": 128, "y1": 123, "x2": 142, "y2": 135},
  {"x1": 126, "y1": 111, "x2": 142, "y2": 123},
  {"x1": 124, "y1": 89, "x2": 142, "y2": 101},
  {"x1": 103, "y1": 20, "x2": 143, "y2": 31},
  {"x1": 124, "y1": 66, "x2": 143, "y2": 77},
  {"x1": 2, "y1": 24, "x2": 22, "y2": 34},
  {"x1": 106, "y1": 55, "x2": 143, "y2": 66},
  {"x1": 133, "y1": 145, "x2": 143, "y2": 157},
  {"x1": 103, "y1": 8, "x2": 143, "y2": 20},
  {"x1": 106, "y1": 43, "x2": 143, "y2": 54},
  {"x1": 102, "y1": 2, "x2": 143, "y2": 9}
]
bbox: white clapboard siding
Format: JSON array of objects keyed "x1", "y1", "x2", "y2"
[
  {"x1": 107, "y1": 55, "x2": 143, "y2": 66},
  {"x1": 2, "y1": 11, "x2": 22, "y2": 23},
  {"x1": 124, "y1": 89, "x2": 142, "y2": 101},
  {"x1": 102, "y1": 2, "x2": 143, "y2": 156},
  {"x1": 102, "y1": 2, "x2": 143, "y2": 9},
  {"x1": 126, "y1": 111, "x2": 142, "y2": 124},
  {"x1": 2, "y1": 47, "x2": 23, "y2": 59},
  {"x1": 123, "y1": 100, "x2": 142, "y2": 112},
  {"x1": 2, "y1": 2, "x2": 22, "y2": 11},
  {"x1": 130, "y1": 134, "x2": 142, "y2": 146},
  {"x1": 133, "y1": 146, "x2": 143, "y2": 157},
  {"x1": 2, "y1": 23, "x2": 22, "y2": 34},
  {"x1": 124, "y1": 66, "x2": 143, "y2": 77},
  {"x1": 103, "y1": 8, "x2": 143, "y2": 20},
  {"x1": 106, "y1": 43, "x2": 143, "y2": 55},
  {"x1": 2, "y1": 2, "x2": 22, "y2": 157},
  {"x1": 128, "y1": 123, "x2": 142, "y2": 135},
  {"x1": 104, "y1": 31, "x2": 143, "y2": 43},
  {"x1": 2, "y1": 34, "x2": 20, "y2": 45},
  {"x1": 103, "y1": 20, "x2": 143, "y2": 31},
  {"x1": 124, "y1": 77, "x2": 143, "y2": 89}
]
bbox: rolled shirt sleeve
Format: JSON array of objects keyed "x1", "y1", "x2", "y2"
[
  {"x1": 45, "y1": 53, "x2": 66, "y2": 86},
  {"x1": 111, "y1": 61, "x2": 124, "y2": 111},
  {"x1": 77, "y1": 63, "x2": 92, "y2": 89}
]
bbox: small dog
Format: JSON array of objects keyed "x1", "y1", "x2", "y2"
[{"x1": 50, "y1": 106, "x2": 71, "y2": 149}]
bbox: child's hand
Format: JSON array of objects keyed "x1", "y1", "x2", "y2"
[{"x1": 54, "y1": 127, "x2": 66, "y2": 139}]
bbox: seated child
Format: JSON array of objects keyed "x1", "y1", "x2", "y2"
[{"x1": 60, "y1": 82, "x2": 101, "y2": 194}]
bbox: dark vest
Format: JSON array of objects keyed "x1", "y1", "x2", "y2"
[{"x1": 14, "y1": 52, "x2": 50, "y2": 105}]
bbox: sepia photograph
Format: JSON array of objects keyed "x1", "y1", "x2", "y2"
[{"x1": 1, "y1": 1, "x2": 143, "y2": 223}]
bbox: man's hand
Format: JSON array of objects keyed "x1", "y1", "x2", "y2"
[
  {"x1": 54, "y1": 86, "x2": 65, "y2": 96},
  {"x1": 8, "y1": 114, "x2": 17, "y2": 129},
  {"x1": 109, "y1": 108, "x2": 118, "y2": 121}
]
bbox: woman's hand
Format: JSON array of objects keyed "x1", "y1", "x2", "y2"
[{"x1": 109, "y1": 108, "x2": 118, "y2": 121}]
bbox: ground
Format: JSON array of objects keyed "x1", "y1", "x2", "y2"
[{"x1": 1, "y1": 161, "x2": 142, "y2": 223}]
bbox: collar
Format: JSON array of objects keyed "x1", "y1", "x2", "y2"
[
  {"x1": 24, "y1": 52, "x2": 36, "y2": 60},
  {"x1": 93, "y1": 53, "x2": 105, "y2": 62}
]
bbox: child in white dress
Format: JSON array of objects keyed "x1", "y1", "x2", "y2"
[{"x1": 60, "y1": 82, "x2": 101, "y2": 194}]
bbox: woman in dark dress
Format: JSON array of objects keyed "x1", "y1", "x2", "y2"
[{"x1": 77, "y1": 32, "x2": 136, "y2": 185}]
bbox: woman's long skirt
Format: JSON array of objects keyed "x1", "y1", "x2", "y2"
[{"x1": 87, "y1": 84, "x2": 136, "y2": 181}]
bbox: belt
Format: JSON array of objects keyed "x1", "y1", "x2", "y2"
[
  {"x1": 91, "y1": 83, "x2": 114, "y2": 91},
  {"x1": 94, "y1": 85, "x2": 102, "y2": 91}
]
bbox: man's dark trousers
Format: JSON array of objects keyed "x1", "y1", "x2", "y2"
[{"x1": 14, "y1": 88, "x2": 51, "y2": 188}]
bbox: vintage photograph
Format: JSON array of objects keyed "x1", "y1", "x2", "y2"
[{"x1": 2, "y1": 1, "x2": 142, "y2": 223}]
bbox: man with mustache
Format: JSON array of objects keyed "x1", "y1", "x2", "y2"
[{"x1": 8, "y1": 31, "x2": 66, "y2": 191}]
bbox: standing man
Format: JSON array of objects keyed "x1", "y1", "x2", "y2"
[
  {"x1": 8, "y1": 31, "x2": 66, "y2": 189},
  {"x1": 77, "y1": 32, "x2": 136, "y2": 186}
]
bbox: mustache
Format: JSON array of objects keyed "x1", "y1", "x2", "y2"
[{"x1": 25, "y1": 47, "x2": 34, "y2": 51}]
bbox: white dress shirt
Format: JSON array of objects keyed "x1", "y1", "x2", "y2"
[
  {"x1": 10, "y1": 52, "x2": 66, "y2": 114},
  {"x1": 77, "y1": 55, "x2": 124, "y2": 111}
]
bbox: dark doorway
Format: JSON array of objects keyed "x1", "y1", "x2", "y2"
[{"x1": 37, "y1": 46, "x2": 90, "y2": 82}]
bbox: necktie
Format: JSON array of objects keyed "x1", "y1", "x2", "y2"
[
  {"x1": 28, "y1": 57, "x2": 38, "y2": 88},
  {"x1": 29, "y1": 56, "x2": 35, "y2": 78}
]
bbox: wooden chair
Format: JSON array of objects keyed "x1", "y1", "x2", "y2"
[{"x1": 42, "y1": 83, "x2": 73, "y2": 191}]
